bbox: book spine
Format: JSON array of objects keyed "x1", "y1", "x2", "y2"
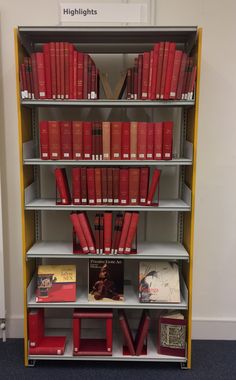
[
  {"x1": 83, "y1": 53, "x2": 88, "y2": 99},
  {"x1": 111, "y1": 214, "x2": 120, "y2": 254},
  {"x1": 31, "y1": 53, "x2": 39, "y2": 99},
  {"x1": 72, "y1": 121, "x2": 83, "y2": 159},
  {"x1": 20, "y1": 64, "x2": 28, "y2": 98},
  {"x1": 29, "y1": 346, "x2": 65, "y2": 355},
  {"x1": 92, "y1": 122, "x2": 96, "y2": 160},
  {"x1": 118, "y1": 311, "x2": 136, "y2": 356},
  {"x1": 98, "y1": 123, "x2": 103, "y2": 160},
  {"x1": 72, "y1": 168, "x2": 81, "y2": 205},
  {"x1": 49, "y1": 42, "x2": 56, "y2": 99},
  {"x1": 73, "y1": 318, "x2": 80, "y2": 353},
  {"x1": 94, "y1": 121, "x2": 101, "y2": 160},
  {"x1": 118, "y1": 212, "x2": 132, "y2": 254},
  {"x1": 73, "y1": 51, "x2": 78, "y2": 99},
  {"x1": 104, "y1": 212, "x2": 112, "y2": 254},
  {"x1": 124, "y1": 212, "x2": 139, "y2": 253},
  {"x1": 106, "y1": 318, "x2": 113, "y2": 353},
  {"x1": 101, "y1": 168, "x2": 108, "y2": 204},
  {"x1": 99, "y1": 214, "x2": 104, "y2": 254},
  {"x1": 129, "y1": 168, "x2": 140, "y2": 205},
  {"x1": 150, "y1": 45, "x2": 159, "y2": 99},
  {"x1": 77, "y1": 52, "x2": 84, "y2": 99},
  {"x1": 95, "y1": 168, "x2": 102, "y2": 205},
  {"x1": 28, "y1": 310, "x2": 44, "y2": 347},
  {"x1": 64, "y1": 42, "x2": 70, "y2": 99},
  {"x1": 94, "y1": 214, "x2": 100, "y2": 254},
  {"x1": 102, "y1": 121, "x2": 110, "y2": 160},
  {"x1": 24, "y1": 57, "x2": 31, "y2": 98},
  {"x1": 126, "y1": 68, "x2": 132, "y2": 99},
  {"x1": 91, "y1": 62, "x2": 96, "y2": 99},
  {"x1": 87, "y1": 168, "x2": 96, "y2": 204},
  {"x1": 146, "y1": 122, "x2": 154, "y2": 159},
  {"x1": 155, "y1": 42, "x2": 164, "y2": 99},
  {"x1": 48, "y1": 121, "x2": 61, "y2": 159},
  {"x1": 83, "y1": 122, "x2": 92, "y2": 159},
  {"x1": 154, "y1": 122, "x2": 163, "y2": 160},
  {"x1": 60, "y1": 121, "x2": 72, "y2": 159},
  {"x1": 137, "y1": 54, "x2": 143, "y2": 99},
  {"x1": 71, "y1": 211, "x2": 89, "y2": 252},
  {"x1": 130, "y1": 122, "x2": 137, "y2": 159},
  {"x1": 176, "y1": 53, "x2": 187, "y2": 100},
  {"x1": 55, "y1": 42, "x2": 61, "y2": 99},
  {"x1": 133, "y1": 58, "x2": 138, "y2": 99},
  {"x1": 55, "y1": 168, "x2": 71, "y2": 204},
  {"x1": 141, "y1": 52, "x2": 150, "y2": 99},
  {"x1": 69, "y1": 44, "x2": 74, "y2": 99},
  {"x1": 139, "y1": 167, "x2": 150, "y2": 205},
  {"x1": 60, "y1": 42, "x2": 65, "y2": 99},
  {"x1": 163, "y1": 121, "x2": 173, "y2": 160},
  {"x1": 146, "y1": 169, "x2": 161, "y2": 205},
  {"x1": 115, "y1": 215, "x2": 124, "y2": 253},
  {"x1": 160, "y1": 42, "x2": 170, "y2": 99},
  {"x1": 137, "y1": 122, "x2": 147, "y2": 160},
  {"x1": 39, "y1": 121, "x2": 49, "y2": 160},
  {"x1": 43, "y1": 43, "x2": 52, "y2": 99},
  {"x1": 147, "y1": 50, "x2": 154, "y2": 99},
  {"x1": 188, "y1": 64, "x2": 197, "y2": 100},
  {"x1": 169, "y1": 50, "x2": 183, "y2": 99},
  {"x1": 111, "y1": 122, "x2": 122, "y2": 160},
  {"x1": 135, "y1": 312, "x2": 150, "y2": 356},
  {"x1": 87, "y1": 55, "x2": 92, "y2": 99},
  {"x1": 81, "y1": 167, "x2": 87, "y2": 204},
  {"x1": 36, "y1": 52, "x2": 46, "y2": 99},
  {"x1": 121, "y1": 122, "x2": 130, "y2": 160},
  {"x1": 112, "y1": 168, "x2": 120, "y2": 204},
  {"x1": 78, "y1": 212, "x2": 96, "y2": 253},
  {"x1": 163, "y1": 42, "x2": 176, "y2": 100},
  {"x1": 180, "y1": 57, "x2": 190, "y2": 100},
  {"x1": 119, "y1": 168, "x2": 129, "y2": 205},
  {"x1": 107, "y1": 168, "x2": 113, "y2": 204}
]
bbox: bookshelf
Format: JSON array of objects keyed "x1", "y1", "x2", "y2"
[{"x1": 15, "y1": 26, "x2": 202, "y2": 368}]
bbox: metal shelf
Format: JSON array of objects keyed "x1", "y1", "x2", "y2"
[{"x1": 26, "y1": 241, "x2": 189, "y2": 261}]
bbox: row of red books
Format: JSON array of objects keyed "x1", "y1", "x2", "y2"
[
  {"x1": 127, "y1": 41, "x2": 196, "y2": 101},
  {"x1": 55, "y1": 167, "x2": 160, "y2": 206},
  {"x1": 71, "y1": 212, "x2": 139, "y2": 255},
  {"x1": 40, "y1": 120, "x2": 173, "y2": 161},
  {"x1": 20, "y1": 42, "x2": 99, "y2": 100}
]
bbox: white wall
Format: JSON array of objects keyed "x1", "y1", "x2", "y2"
[{"x1": 0, "y1": 0, "x2": 236, "y2": 339}]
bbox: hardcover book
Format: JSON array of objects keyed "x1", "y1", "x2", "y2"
[{"x1": 158, "y1": 312, "x2": 186, "y2": 357}]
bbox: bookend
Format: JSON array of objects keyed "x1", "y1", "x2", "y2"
[
  {"x1": 100, "y1": 71, "x2": 127, "y2": 100},
  {"x1": 73, "y1": 309, "x2": 113, "y2": 356}
]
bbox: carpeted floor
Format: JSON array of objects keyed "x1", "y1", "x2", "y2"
[{"x1": 0, "y1": 340, "x2": 236, "y2": 380}]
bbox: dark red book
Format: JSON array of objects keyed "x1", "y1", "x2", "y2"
[
  {"x1": 72, "y1": 168, "x2": 81, "y2": 205},
  {"x1": 29, "y1": 336, "x2": 66, "y2": 355},
  {"x1": 72, "y1": 121, "x2": 83, "y2": 159},
  {"x1": 146, "y1": 169, "x2": 161, "y2": 205},
  {"x1": 39, "y1": 121, "x2": 49, "y2": 160},
  {"x1": 130, "y1": 122, "x2": 137, "y2": 159},
  {"x1": 78, "y1": 212, "x2": 96, "y2": 254},
  {"x1": 48, "y1": 121, "x2": 61, "y2": 160},
  {"x1": 73, "y1": 51, "x2": 78, "y2": 99},
  {"x1": 55, "y1": 168, "x2": 71, "y2": 204},
  {"x1": 115, "y1": 214, "x2": 124, "y2": 253},
  {"x1": 49, "y1": 42, "x2": 56, "y2": 99},
  {"x1": 155, "y1": 42, "x2": 164, "y2": 99},
  {"x1": 163, "y1": 121, "x2": 173, "y2": 160},
  {"x1": 94, "y1": 214, "x2": 100, "y2": 254},
  {"x1": 60, "y1": 42, "x2": 65, "y2": 99},
  {"x1": 150, "y1": 44, "x2": 159, "y2": 99},
  {"x1": 77, "y1": 52, "x2": 84, "y2": 99},
  {"x1": 104, "y1": 212, "x2": 112, "y2": 254},
  {"x1": 118, "y1": 310, "x2": 135, "y2": 356},
  {"x1": 43, "y1": 43, "x2": 52, "y2": 99},
  {"x1": 137, "y1": 122, "x2": 147, "y2": 159},
  {"x1": 188, "y1": 64, "x2": 197, "y2": 100},
  {"x1": 83, "y1": 53, "x2": 88, "y2": 99},
  {"x1": 139, "y1": 167, "x2": 150, "y2": 205},
  {"x1": 124, "y1": 212, "x2": 139, "y2": 254},
  {"x1": 55, "y1": 42, "x2": 61, "y2": 99},
  {"x1": 69, "y1": 44, "x2": 74, "y2": 99},
  {"x1": 160, "y1": 42, "x2": 170, "y2": 99},
  {"x1": 169, "y1": 50, "x2": 183, "y2": 99},
  {"x1": 81, "y1": 167, "x2": 87, "y2": 204},
  {"x1": 163, "y1": 42, "x2": 176, "y2": 99},
  {"x1": 176, "y1": 53, "x2": 188, "y2": 100},
  {"x1": 35, "y1": 52, "x2": 46, "y2": 99},
  {"x1": 137, "y1": 54, "x2": 143, "y2": 99},
  {"x1": 60, "y1": 121, "x2": 72, "y2": 159},
  {"x1": 112, "y1": 168, "x2": 120, "y2": 205},
  {"x1": 134, "y1": 310, "x2": 150, "y2": 355},
  {"x1": 31, "y1": 53, "x2": 39, "y2": 99},
  {"x1": 141, "y1": 52, "x2": 150, "y2": 99},
  {"x1": 92, "y1": 122, "x2": 96, "y2": 160},
  {"x1": 133, "y1": 58, "x2": 138, "y2": 99},
  {"x1": 87, "y1": 168, "x2": 96, "y2": 205},
  {"x1": 107, "y1": 168, "x2": 113, "y2": 204},
  {"x1": 87, "y1": 55, "x2": 92, "y2": 99},
  {"x1": 64, "y1": 42, "x2": 70, "y2": 99},
  {"x1": 98, "y1": 123, "x2": 103, "y2": 160},
  {"x1": 99, "y1": 214, "x2": 104, "y2": 254},
  {"x1": 126, "y1": 68, "x2": 132, "y2": 99},
  {"x1": 154, "y1": 122, "x2": 163, "y2": 160},
  {"x1": 83, "y1": 122, "x2": 92, "y2": 159},
  {"x1": 158, "y1": 315, "x2": 186, "y2": 357},
  {"x1": 101, "y1": 168, "x2": 108, "y2": 204},
  {"x1": 119, "y1": 168, "x2": 129, "y2": 205},
  {"x1": 94, "y1": 121, "x2": 101, "y2": 160},
  {"x1": 91, "y1": 62, "x2": 97, "y2": 99},
  {"x1": 19, "y1": 64, "x2": 24, "y2": 98},
  {"x1": 28, "y1": 58, "x2": 34, "y2": 98},
  {"x1": 147, "y1": 50, "x2": 154, "y2": 99},
  {"x1": 102, "y1": 122, "x2": 110, "y2": 160},
  {"x1": 24, "y1": 57, "x2": 31, "y2": 98},
  {"x1": 121, "y1": 122, "x2": 130, "y2": 159},
  {"x1": 183, "y1": 57, "x2": 193, "y2": 99},
  {"x1": 111, "y1": 214, "x2": 121, "y2": 254},
  {"x1": 146, "y1": 122, "x2": 154, "y2": 159},
  {"x1": 95, "y1": 168, "x2": 102, "y2": 205},
  {"x1": 118, "y1": 212, "x2": 132, "y2": 254},
  {"x1": 20, "y1": 63, "x2": 27, "y2": 98},
  {"x1": 28, "y1": 309, "x2": 44, "y2": 348},
  {"x1": 111, "y1": 122, "x2": 122, "y2": 160},
  {"x1": 180, "y1": 57, "x2": 190, "y2": 100},
  {"x1": 71, "y1": 213, "x2": 89, "y2": 253},
  {"x1": 128, "y1": 168, "x2": 140, "y2": 205}
]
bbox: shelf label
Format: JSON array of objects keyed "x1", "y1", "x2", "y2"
[{"x1": 60, "y1": 2, "x2": 148, "y2": 23}]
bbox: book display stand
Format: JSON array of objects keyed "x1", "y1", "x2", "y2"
[{"x1": 15, "y1": 26, "x2": 202, "y2": 368}]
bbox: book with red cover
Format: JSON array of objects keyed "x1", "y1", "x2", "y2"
[
  {"x1": 112, "y1": 168, "x2": 119, "y2": 204},
  {"x1": 98, "y1": 122, "x2": 103, "y2": 160},
  {"x1": 55, "y1": 168, "x2": 71, "y2": 204},
  {"x1": 83, "y1": 122, "x2": 92, "y2": 159},
  {"x1": 158, "y1": 314, "x2": 187, "y2": 357},
  {"x1": 94, "y1": 214, "x2": 100, "y2": 254},
  {"x1": 92, "y1": 122, "x2": 96, "y2": 160},
  {"x1": 163, "y1": 121, "x2": 173, "y2": 160},
  {"x1": 87, "y1": 56, "x2": 92, "y2": 99},
  {"x1": 77, "y1": 52, "x2": 84, "y2": 99},
  {"x1": 70, "y1": 213, "x2": 89, "y2": 253},
  {"x1": 137, "y1": 54, "x2": 143, "y2": 99},
  {"x1": 163, "y1": 42, "x2": 176, "y2": 99},
  {"x1": 146, "y1": 169, "x2": 161, "y2": 205},
  {"x1": 48, "y1": 121, "x2": 61, "y2": 159},
  {"x1": 39, "y1": 121, "x2": 49, "y2": 159},
  {"x1": 154, "y1": 122, "x2": 163, "y2": 160},
  {"x1": 121, "y1": 122, "x2": 130, "y2": 159},
  {"x1": 160, "y1": 42, "x2": 170, "y2": 99},
  {"x1": 126, "y1": 68, "x2": 132, "y2": 99},
  {"x1": 130, "y1": 122, "x2": 137, "y2": 159},
  {"x1": 169, "y1": 50, "x2": 183, "y2": 99},
  {"x1": 28, "y1": 309, "x2": 44, "y2": 348},
  {"x1": 49, "y1": 42, "x2": 56, "y2": 99},
  {"x1": 107, "y1": 168, "x2": 113, "y2": 204},
  {"x1": 60, "y1": 42, "x2": 65, "y2": 99},
  {"x1": 150, "y1": 44, "x2": 159, "y2": 99},
  {"x1": 128, "y1": 168, "x2": 140, "y2": 205},
  {"x1": 20, "y1": 63, "x2": 27, "y2": 98},
  {"x1": 95, "y1": 168, "x2": 102, "y2": 205},
  {"x1": 29, "y1": 336, "x2": 66, "y2": 355},
  {"x1": 118, "y1": 212, "x2": 132, "y2": 254},
  {"x1": 87, "y1": 168, "x2": 96, "y2": 205},
  {"x1": 111, "y1": 122, "x2": 122, "y2": 160},
  {"x1": 146, "y1": 122, "x2": 154, "y2": 159},
  {"x1": 72, "y1": 167, "x2": 81, "y2": 205},
  {"x1": 155, "y1": 42, "x2": 164, "y2": 99},
  {"x1": 69, "y1": 44, "x2": 74, "y2": 99},
  {"x1": 73, "y1": 51, "x2": 78, "y2": 99},
  {"x1": 124, "y1": 212, "x2": 139, "y2": 254},
  {"x1": 141, "y1": 52, "x2": 150, "y2": 99},
  {"x1": 137, "y1": 122, "x2": 147, "y2": 159},
  {"x1": 111, "y1": 214, "x2": 122, "y2": 254},
  {"x1": 43, "y1": 43, "x2": 52, "y2": 99},
  {"x1": 139, "y1": 167, "x2": 150, "y2": 205},
  {"x1": 78, "y1": 212, "x2": 96, "y2": 254},
  {"x1": 31, "y1": 53, "x2": 39, "y2": 99},
  {"x1": 81, "y1": 167, "x2": 87, "y2": 204},
  {"x1": 176, "y1": 53, "x2": 188, "y2": 100},
  {"x1": 28, "y1": 58, "x2": 34, "y2": 98},
  {"x1": 101, "y1": 168, "x2": 108, "y2": 204},
  {"x1": 99, "y1": 214, "x2": 104, "y2": 254},
  {"x1": 36, "y1": 52, "x2": 46, "y2": 99},
  {"x1": 72, "y1": 121, "x2": 83, "y2": 159},
  {"x1": 102, "y1": 121, "x2": 110, "y2": 160},
  {"x1": 115, "y1": 214, "x2": 124, "y2": 253},
  {"x1": 147, "y1": 50, "x2": 154, "y2": 99},
  {"x1": 180, "y1": 57, "x2": 190, "y2": 100},
  {"x1": 24, "y1": 57, "x2": 31, "y2": 98},
  {"x1": 119, "y1": 168, "x2": 129, "y2": 205},
  {"x1": 104, "y1": 212, "x2": 112, "y2": 254},
  {"x1": 64, "y1": 42, "x2": 70, "y2": 99},
  {"x1": 118, "y1": 310, "x2": 135, "y2": 355},
  {"x1": 83, "y1": 53, "x2": 88, "y2": 99},
  {"x1": 188, "y1": 64, "x2": 197, "y2": 100},
  {"x1": 133, "y1": 58, "x2": 138, "y2": 99},
  {"x1": 60, "y1": 121, "x2": 72, "y2": 159},
  {"x1": 134, "y1": 311, "x2": 150, "y2": 355},
  {"x1": 55, "y1": 42, "x2": 61, "y2": 99},
  {"x1": 183, "y1": 57, "x2": 193, "y2": 99}
]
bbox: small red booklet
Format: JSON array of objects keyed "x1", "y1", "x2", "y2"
[{"x1": 29, "y1": 336, "x2": 66, "y2": 355}]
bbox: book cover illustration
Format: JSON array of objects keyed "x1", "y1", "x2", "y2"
[
  {"x1": 88, "y1": 259, "x2": 124, "y2": 302},
  {"x1": 158, "y1": 312, "x2": 186, "y2": 357},
  {"x1": 139, "y1": 261, "x2": 180, "y2": 303}
]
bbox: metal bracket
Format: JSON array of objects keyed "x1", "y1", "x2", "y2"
[
  {"x1": 28, "y1": 359, "x2": 36, "y2": 367},
  {"x1": 0, "y1": 318, "x2": 6, "y2": 342}
]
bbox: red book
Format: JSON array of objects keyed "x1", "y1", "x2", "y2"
[
  {"x1": 29, "y1": 336, "x2": 66, "y2": 355},
  {"x1": 60, "y1": 42, "x2": 65, "y2": 99},
  {"x1": 137, "y1": 54, "x2": 143, "y2": 99},
  {"x1": 124, "y1": 212, "x2": 139, "y2": 254},
  {"x1": 73, "y1": 51, "x2": 78, "y2": 99},
  {"x1": 100, "y1": 214, "x2": 104, "y2": 254},
  {"x1": 19, "y1": 64, "x2": 24, "y2": 98},
  {"x1": 128, "y1": 168, "x2": 140, "y2": 205},
  {"x1": 87, "y1": 168, "x2": 96, "y2": 204},
  {"x1": 60, "y1": 121, "x2": 72, "y2": 159},
  {"x1": 92, "y1": 122, "x2": 96, "y2": 160},
  {"x1": 81, "y1": 167, "x2": 87, "y2": 204},
  {"x1": 118, "y1": 212, "x2": 132, "y2": 254},
  {"x1": 91, "y1": 62, "x2": 97, "y2": 99},
  {"x1": 146, "y1": 122, "x2": 154, "y2": 159},
  {"x1": 155, "y1": 42, "x2": 164, "y2": 99},
  {"x1": 146, "y1": 169, "x2": 161, "y2": 205},
  {"x1": 163, "y1": 42, "x2": 176, "y2": 99},
  {"x1": 139, "y1": 167, "x2": 150, "y2": 205},
  {"x1": 77, "y1": 52, "x2": 84, "y2": 99},
  {"x1": 137, "y1": 122, "x2": 147, "y2": 159},
  {"x1": 154, "y1": 122, "x2": 163, "y2": 160},
  {"x1": 160, "y1": 42, "x2": 170, "y2": 99},
  {"x1": 141, "y1": 52, "x2": 150, "y2": 99},
  {"x1": 126, "y1": 68, "x2": 132, "y2": 99},
  {"x1": 72, "y1": 167, "x2": 81, "y2": 205},
  {"x1": 35, "y1": 52, "x2": 46, "y2": 99},
  {"x1": 118, "y1": 310, "x2": 135, "y2": 356},
  {"x1": 158, "y1": 315, "x2": 186, "y2": 357},
  {"x1": 24, "y1": 57, "x2": 31, "y2": 98},
  {"x1": 83, "y1": 122, "x2": 92, "y2": 159},
  {"x1": 112, "y1": 168, "x2": 120, "y2": 204},
  {"x1": 28, "y1": 309, "x2": 44, "y2": 347},
  {"x1": 43, "y1": 43, "x2": 52, "y2": 99},
  {"x1": 163, "y1": 121, "x2": 173, "y2": 160},
  {"x1": 130, "y1": 122, "x2": 137, "y2": 159},
  {"x1": 64, "y1": 42, "x2": 70, "y2": 99},
  {"x1": 115, "y1": 214, "x2": 124, "y2": 253},
  {"x1": 71, "y1": 213, "x2": 89, "y2": 253},
  {"x1": 28, "y1": 58, "x2": 34, "y2": 98},
  {"x1": 101, "y1": 168, "x2": 108, "y2": 204},
  {"x1": 31, "y1": 53, "x2": 39, "y2": 99},
  {"x1": 107, "y1": 168, "x2": 113, "y2": 204},
  {"x1": 55, "y1": 42, "x2": 61, "y2": 99},
  {"x1": 150, "y1": 44, "x2": 159, "y2": 99},
  {"x1": 102, "y1": 122, "x2": 111, "y2": 160},
  {"x1": 111, "y1": 122, "x2": 122, "y2": 160},
  {"x1": 78, "y1": 212, "x2": 96, "y2": 254},
  {"x1": 48, "y1": 121, "x2": 61, "y2": 159},
  {"x1": 69, "y1": 44, "x2": 74, "y2": 99},
  {"x1": 133, "y1": 58, "x2": 138, "y2": 99},
  {"x1": 95, "y1": 168, "x2": 102, "y2": 205},
  {"x1": 188, "y1": 64, "x2": 197, "y2": 100},
  {"x1": 49, "y1": 42, "x2": 56, "y2": 99},
  {"x1": 169, "y1": 50, "x2": 183, "y2": 99},
  {"x1": 111, "y1": 214, "x2": 121, "y2": 254},
  {"x1": 176, "y1": 53, "x2": 188, "y2": 100},
  {"x1": 83, "y1": 53, "x2": 88, "y2": 99},
  {"x1": 98, "y1": 123, "x2": 103, "y2": 160},
  {"x1": 87, "y1": 55, "x2": 92, "y2": 99},
  {"x1": 94, "y1": 214, "x2": 100, "y2": 254},
  {"x1": 94, "y1": 121, "x2": 101, "y2": 160},
  {"x1": 181, "y1": 57, "x2": 190, "y2": 100},
  {"x1": 104, "y1": 212, "x2": 112, "y2": 254},
  {"x1": 121, "y1": 122, "x2": 130, "y2": 159},
  {"x1": 183, "y1": 58, "x2": 193, "y2": 99},
  {"x1": 72, "y1": 121, "x2": 83, "y2": 159},
  {"x1": 20, "y1": 64, "x2": 27, "y2": 98},
  {"x1": 119, "y1": 168, "x2": 129, "y2": 205},
  {"x1": 39, "y1": 121, "x2": 49, "y2": 159},
  {"x1": 55, "y1": 168, "x2": 71, "y2": 204},
  {"x1": 134, "y1": 310, "x2": 150, "y2": 355},
  {"x1": 147, "y1": 50, "x2": 154, "y2": 99}
]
